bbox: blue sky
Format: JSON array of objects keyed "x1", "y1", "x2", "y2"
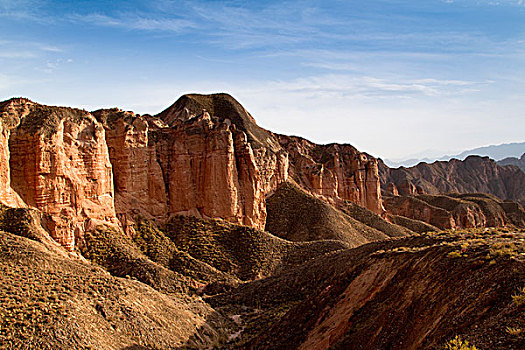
[{"x1": 1, "y1": 0, "x2": 525, "y2": 159}]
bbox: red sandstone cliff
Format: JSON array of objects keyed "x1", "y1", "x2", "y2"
[
  {"x1": 157, "y1": 94, "x2": 384, "y2": 216},
  {"x1": 0, "y1": 94, "x2": 385, "y2": 250},
  {"x1": 0, "y1": 98, "x2": 118, "y2": 250},
  {"x1": 379, "y1": 156, "x2": 525, "y2": 206}
]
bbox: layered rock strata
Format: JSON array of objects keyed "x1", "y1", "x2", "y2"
[
  {"x1": 1, "y1": 98, "x2": 118, "y2": 250},
  {"x1": 0, "y1": 94, "x2": 385, "y2": 249},
  {"x1": 158, "y1": 94, "x2": 384, "y2": 215}
]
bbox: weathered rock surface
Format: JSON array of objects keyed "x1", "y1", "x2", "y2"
[
  {"x1": 1, "y1": 99, "x2": 118, "y2": 250},
  {"x1": 379, "y1": 155, "x2": 525, "y2": 206},
  {"x1": 155, "y1": 93, "x2": 385, "y2": 222},
  {"x1": 93, "y1": 109, "x2": 169, "y2": 233},
  {"x1": 383, "y1": 193, "x2": 525, "y2": 230},
  {"x1": 498, "y1": 153, "x2": 525, "y2": 173},
  {"x1": 0, "y1": 94, "x2": 386, "y2": 249},
  {"x1": 277, "y1": 135, "x2": 384, "y2": 214}
]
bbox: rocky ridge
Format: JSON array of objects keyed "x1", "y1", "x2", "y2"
[
  {"x1": 1, "y1": 94, "x2": 525, "y2": 349},
  {"x1": 0, "y1": 94, "x2": 385, "y2": 251},
  {"x1": 498, "y1": 153, "x2": 525, "y2": 173},
  {"x1": 379, "y1": 155, "x2": 525, "y2": 207},
  {"x1": 383, "y1": 193, "x2": 525, "y2": 230}
]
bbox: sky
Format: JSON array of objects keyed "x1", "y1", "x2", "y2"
[{"x1": 1, "y1": 0, "x2": 525, "y2": 160}]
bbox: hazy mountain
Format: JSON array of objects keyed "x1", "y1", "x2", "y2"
[{"x1": 385, "y1": 142, "x2": 525, "y2": 168}]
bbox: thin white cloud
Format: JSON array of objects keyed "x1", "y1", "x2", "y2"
[
  {"x1": 0, "y1": 40, "x2": 64, "y2": 59},
  {"x1": 0, "y1": 51, "x2": 37, "y2": 58},
  {"x1": 254, "y1": 74, "x2": 490, "y2": 100},
  {"x1": 69, "y1": 13, "x2": 196, "y2": 33},
  {"x1": 40, "y1": 45, "x2": 63, "y2": 53}
]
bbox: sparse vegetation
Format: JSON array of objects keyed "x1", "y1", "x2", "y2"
[
  {"x1": 506, "y1": 327, "x2": 522, "y2": 336},
  {"x1": 489, "y1": 241, "x2": 524, "y2": 259},
  {"x1": 512, "y1": 286, "x2": 525, "y2": 306},
  {"x1": 443, "y1": 336, "x2": 478, "y2": 350},
  {"x1": 447, "y1": 251, "x2": 463, "y2": 258},
  {"x1": 19, "y1": 104, "x2": 92, "y2": 136}
]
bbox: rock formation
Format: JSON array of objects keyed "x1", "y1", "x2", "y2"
[
  {"x1": 2, "y1": 93, "x2": 524, "y2": 251},
  {"x1": 498, "y1": 152, "x2": 525, "y2": 173},
  {"x1": 383, "y1": 193, "x2": 525, "y2": 230},
  {"x1": 1, "y1": 98, "x2": 118, "y2": 250},
  {"x1": 379, "y1": 155, "x2": 525, "y2": 206},
  {"x1": 0, "y1": 94, "x2": 385, "y2": 250},
  {"x1": 277, "y1": 135, "x2": 383, "y2": 214},
  {"x1": 156, "y1": 94, "x2": 384, "y2": 215}
]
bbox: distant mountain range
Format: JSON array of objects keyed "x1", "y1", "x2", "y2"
[{"x1": 384, "y1": 142, "x2": 525, "y2": 168}]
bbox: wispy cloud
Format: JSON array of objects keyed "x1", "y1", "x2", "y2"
[
  {"x1": 68, "y1": 13, "x2": 196, "y2": 33},
  {"x1": 256, "y1": 74, "x2": 490, "y2": 100},
  {"x1": 188, "y1": 2, "x2": 344, "y2": 49},
  {"x1": 0, "y1": 51, "x2": 38, "y2": 58},
  {"x1": 38, "y1": 58, "x2": 73, "y2": 73},
  {"x1": 0, "y1": 40, "x2": 64, "y2": 59}
]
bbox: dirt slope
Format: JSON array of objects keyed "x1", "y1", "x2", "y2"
[
  {"x1": 0, "y1": 230, "x2": 231, "y2": 350},
  {"x1": 265, "y1": 182, "x2": 410, "y2": 247},
  {"x1": 210, "y1": 229, "x2": 525, "y2": 350}
]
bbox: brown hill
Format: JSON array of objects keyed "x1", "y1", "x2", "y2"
[
  {"x1": 162, "y1": 215, "x2": 349, "y2": 282},
  {"x1": 0, "y1": 229, "x2": 231, "y2": 350},
  {"x1": 211, "y1": 229, "x2": 525, "y2": 350},
  {"x1": 0, "y1": 202, "x2": 351, "y2": 349},
  {"x1": 2, "y1": 185, "x2": 524, "y2": 349},
  {"x1": 379, "y1": 155, "x2": 525, "y2": 207},
  {"x1": 3, "y1": 199, "x2": 524, "y2": 349},
  {"x1": 265, "y1": 182, "x2": 410, "y2": 247}
]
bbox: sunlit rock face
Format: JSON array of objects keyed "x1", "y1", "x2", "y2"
[
  {"x1": 378, "y1": 156, "x2": 525, "y2": 206},
  {"x1": 0, "y1": 94, "x2": 385, "y2": 249},
  {"x1": 158, "y1": 93, "x2": 385, "y2": 217},
  {"x1": 2, "y1": 99, "x2": 117, "y2": 250},
  {"x1": 276, "y1": 135, "x2": 384, "y2": 215}
]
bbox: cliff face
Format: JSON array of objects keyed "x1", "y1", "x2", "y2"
[
  {"x1": 277, "y1": 135, "x2": 383, "y2": 214},
  {"x1": 379, "y1": 156, "x2": 525, "y2": 207},
  {"x1": 156, "y1": 93, "x2": 384, "y2": 220},
  {"x1": 1, "y1": 98, "x2": 118, "y2": 250},
  {"x1": 0, "y1": 94, "x2": 384, "y2": 250},
  {"x1": 0, "y1": 101, "x2": 27, "y2": 208},
  {"x1": 154, "y1": 111, "x2": 266, "y2": 229},
  {"x1": 157, "y1": 94, "x2": 383, "y2": 215},
  {"x1": 92, "y1": 109, "x2": 169, "y2": 233}
]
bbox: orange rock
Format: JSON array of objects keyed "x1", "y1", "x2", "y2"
[
  {"x1": 5, "y1": 100, "x2": 118, "y2": 250},
  {"x1": 94, "y1": 109, "x2": 169, "y2": 235},
  {"x1": 0, "y1": 94, "x2": 387, "y2": 250}
]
